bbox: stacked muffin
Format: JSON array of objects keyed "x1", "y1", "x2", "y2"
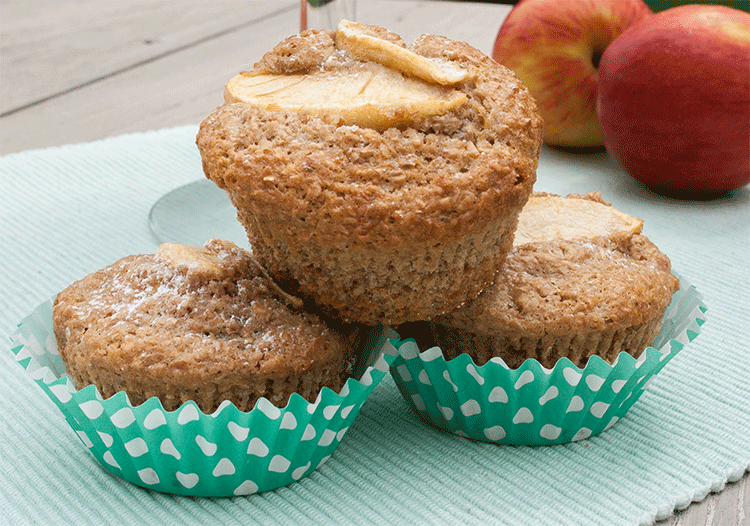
[
  {"x1": 41, "y1": 21, "x2": 689, "y2": 490},
  {"x1": 197, "y1": 21, "x2": 543, "y2": 326},
  {"x1": 410, "y1": 193, "x2": 680, "y2": 369},
  {"x1": 54, "y1": 22, "x2": 680, "y2": 433},
  {"x1": 53, "y1": 239, "x2": 360, "y2": 413},
  {"x1": 386, "y1": 192, "x2": 685, "y2": 445}
]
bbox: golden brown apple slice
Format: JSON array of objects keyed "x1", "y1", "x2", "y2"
[
  {"x1": 156, "y1": 243, "x2": 226, "y2": 278},
  {"x1": 224, "y1": 62, "x2": 467, "y2": 130},
  {"x1": 513, "y1": 195, "x2": 643, "y2": 247},
  {"x1": 335, "y1": 20, "x2": 469, "y2": 85}
]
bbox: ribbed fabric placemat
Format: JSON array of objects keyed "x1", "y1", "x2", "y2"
[{"x1": 1, "y1": 126, "x2": 748, "y2": 526}]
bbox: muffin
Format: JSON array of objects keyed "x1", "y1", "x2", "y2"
[
  {"x1": 387, "y1": 272, "x2": 703, "y2": 445},
  {"x1": 52, "y1": 238, "x2": 361, "y2": 413},
  {"x1": 411, "y1": 193, "x2": 680, "y2": 369},
  {"x1": 196, "y1": 20, "x2": 543, "y2": 326}
]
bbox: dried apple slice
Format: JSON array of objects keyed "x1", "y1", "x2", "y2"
[
  {"x1": 156, "y1": 243, "x2": 226, "y2": 278},
  {"x1": 335, "y1": 20, "x2": 469, "y2": 85},
  {"x1": 513, "y1": 195, "x2": 643, "y2": 247},
  {"x1": 224, "y1": 62, "x2": 467, "y2": 130}
]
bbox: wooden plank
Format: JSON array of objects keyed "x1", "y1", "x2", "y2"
[
  {"x1": 656, "y1": 473, "x2": 749, "y2": 526},
  {"x1": 0, "y1": 1, "x2": 299, "y2": 154},
  {"x1": 0, "y1": 0, "x2": 296, "y2": 114}
]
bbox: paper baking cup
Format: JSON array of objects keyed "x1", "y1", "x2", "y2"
[
  {"x1": 389, "y1": 276, "x2": 705, "y2": 445},
  {"x1": 9, "y1": 299, "x2": 396, "y2": 497}
]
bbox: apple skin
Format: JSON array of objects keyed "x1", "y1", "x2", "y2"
[
  {"x1": 596, "y1": 5, "x2": 750, "y2": 197},
  {"x1": 492, "y1": 0, "x2": 652, "y2": 147}
]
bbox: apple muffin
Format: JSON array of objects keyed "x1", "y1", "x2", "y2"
[
  {"x1": 404, "y1": 193, "x2": 680, "y2": 369},
  {"x1": 196, "y1": 21, "x2": 543, "y2": 326},
  {"x1": 52, "y1": 239, "x2": 361, "y2": 413}
]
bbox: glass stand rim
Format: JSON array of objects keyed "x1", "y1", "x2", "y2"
[{"x1": 148, "y1": 179, "x2": 249, "y2": 249}]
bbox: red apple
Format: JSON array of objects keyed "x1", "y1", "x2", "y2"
[
  {"x1": 596, "y1": 5, "x2": 750, "y2": 197},
  {"x1": 492, "y1": 0, "x2": 652, "y2": 147}
]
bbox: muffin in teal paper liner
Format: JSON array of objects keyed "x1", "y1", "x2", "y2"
[
  {"x1": 389, "y1": 277, "x2": 705, "y2": 445},
  {"x1": 10, "y1": 298, "x2": 395, "y2": 496},
  {"x1": 9, "y1": 238, "x2": 397, "y2": 497}
]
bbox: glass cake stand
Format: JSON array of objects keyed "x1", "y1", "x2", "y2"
[{"x1": 148, "y1": 179, "x2": 248, "y2": 248}]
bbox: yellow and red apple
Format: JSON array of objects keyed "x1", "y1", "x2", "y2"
[
  {"x1": 492, "y1": 0, "x2": 652, "y2": 147},
  {"x1": 596, "y1": 5, "x2": 750, "y2": 196}
]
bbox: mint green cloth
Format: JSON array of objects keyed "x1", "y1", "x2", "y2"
[{"x1": 2, "y1": 126, "x2": 748, "y2": 525}]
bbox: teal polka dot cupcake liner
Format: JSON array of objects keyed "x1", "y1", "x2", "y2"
[
  {"x1": 9, "y1": 298, "x2": 396, "y2": 497},
  {"x1": 388, "y1": 275, "x2": 706, "y2": 445}
]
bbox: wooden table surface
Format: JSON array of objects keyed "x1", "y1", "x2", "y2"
[{"x1": 1, "y1": 1, "x2": 747, "y2": 524}]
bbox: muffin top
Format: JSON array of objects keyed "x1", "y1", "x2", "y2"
[
  {"x1": 436, "y1": 193, "x2": 680, "y2": 336},
  {"x1": 53, "y1": 239, "x2": 355, "y2": 387},
  {"x1": 196, "y1": 21, "x2": 542, "y2": 246}
]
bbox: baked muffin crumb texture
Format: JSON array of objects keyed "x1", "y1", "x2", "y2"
[{"x1": 53, "y1": 239, "x2": 358, "y2": 412}]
